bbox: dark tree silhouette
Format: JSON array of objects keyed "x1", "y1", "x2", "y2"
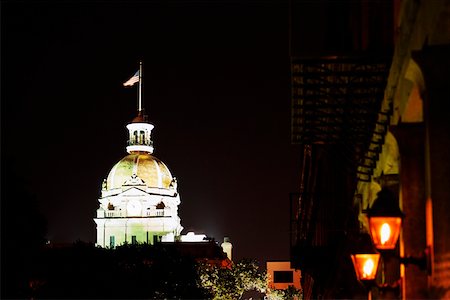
[
  {"x1": 31, "y1": 242, "x2": 210, "y2": 299},
  {"x1": 1, "y1": 158, "x2": 48, "y2": 299}
]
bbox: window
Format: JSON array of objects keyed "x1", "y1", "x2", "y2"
[
  {"x1": 131, "y1": 235, "x2": 137, "y2": 244},
  {"x1": 273, "y1": 271, "x2": 293, "y2": 283},
  {"x1": 109, "y1": 236, "x2": 115, "y2": 248},
  {"x1": 139, "y1": 130, "x2": 145, "y2": 144}
]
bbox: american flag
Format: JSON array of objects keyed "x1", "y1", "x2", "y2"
[{"x1": 123, "y1": 70, "x2": 139, "y2": 86}]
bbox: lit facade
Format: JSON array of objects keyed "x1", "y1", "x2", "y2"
[{"x1": 94, "y1": 112, "x2": 183, "y2": 247}]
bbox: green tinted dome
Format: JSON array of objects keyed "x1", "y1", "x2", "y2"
[{"x1": 106, "y1": 153, "x2": 173, "y2": 190}]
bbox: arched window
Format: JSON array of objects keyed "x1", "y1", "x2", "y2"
[{"x1": 140, "y1": 130, "x2": 146, "y2": 144}]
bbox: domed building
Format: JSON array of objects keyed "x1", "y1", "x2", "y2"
[{"x1": 94, "y1": 111, "x2": 183, "y2": 248}]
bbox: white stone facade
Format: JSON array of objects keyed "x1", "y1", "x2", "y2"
[
  {"x1": 94, "y1": 183, "x2": 183, "y2": 248},
  {"x1": 94, "y1": 112, "x2": 183, "y2": 248}
]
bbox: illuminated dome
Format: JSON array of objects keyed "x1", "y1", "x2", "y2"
[
  {"x1": 106, "y1": 153, "x2": 173, "y2": 190},
  {"x1": 95, "y1": 68, "x2": 184, "y2": 249}
]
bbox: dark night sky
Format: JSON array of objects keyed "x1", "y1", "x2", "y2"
[{"x1": 0, "y1": 0, "x2": 325, "y2": 266}]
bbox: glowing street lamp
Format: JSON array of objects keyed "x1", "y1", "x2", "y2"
[
  {"x1": 367, "y1": 188, "x2": 404, "y2": 250},
  {"x1": 367, "y1": 188, "x2": 430, "y2": 274},
  {"x1": 350, "y1": 233, "x2": 381, "y2": 283},
  {"x1": 368, "y1": 217, "x2": 402, "y2": 250},
  {"x1": 351, "y1": 253, "x2": 381, "y2": 282}
]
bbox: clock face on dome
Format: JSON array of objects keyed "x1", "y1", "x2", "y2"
[{"x1": 127, "y1": 200, "x2": 142, "y2": 216}]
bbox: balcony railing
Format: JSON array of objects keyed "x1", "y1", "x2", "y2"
[
  {"x1": 99, "y1": 209, "x2": 171, "y2": 218},
  {"x1": 98, "y1": 209, "x2": 171, "y2": 218},
  {"x1": 105, "y1": 210, "x2": 125, "y2": 218},
  {"x1": 127, "y1": 140, "x2": 154, "y2": 147},
  {"x1": 145, "y1": 209, "x2": 169, "y2": 217}
]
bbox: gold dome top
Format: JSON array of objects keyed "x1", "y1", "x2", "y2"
[{"x1": 106, "y1": 153, "x2": 173, "y2": 190}]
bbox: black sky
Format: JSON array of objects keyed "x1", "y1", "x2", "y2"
[{"x1": 2, "y1": 0, "x2": 308, "y2": 266}]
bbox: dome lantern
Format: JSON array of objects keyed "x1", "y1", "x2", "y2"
[{"x1": 126, "y1": 111, "x2": 154, "y2": 154}]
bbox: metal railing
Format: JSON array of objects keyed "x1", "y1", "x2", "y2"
[
  {"x1": 101, "y1": 208, "x2": 170, "y2": 218},
  {"x1": 127, "y1": 140, "x2": 154, "y2": 147}
]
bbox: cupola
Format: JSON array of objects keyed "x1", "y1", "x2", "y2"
[{"x1": 126, "y1": 111, "x2": 154, "y2": 154}]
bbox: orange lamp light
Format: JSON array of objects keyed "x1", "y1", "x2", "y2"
[
  {"x1": 368, "y1": 216, "x2": 402, "y2": 250},
  {"x1": 350, "y1": 232, "x2": 381, "y2": 283},
  {"x1": 367, "y1": 188, "x2": 404, "y2": 251},
  {"x1": 351, "y1": 253, "x2": 381, "y2": 281}
]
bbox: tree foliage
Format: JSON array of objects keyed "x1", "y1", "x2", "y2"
[
  {"x1": 268, "y1": 285, "x2": 303, "y2": 300},
  {"x1": 198, "y1": 258, "x2": 268, "y2": 299}
]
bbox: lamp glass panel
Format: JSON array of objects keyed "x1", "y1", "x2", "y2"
[
  {"x1": 351, "y1": 253, "x2": 380, "y2": 281},
  {"x1": 369, "y1": 216, "x2": 402, "y2": 250}
]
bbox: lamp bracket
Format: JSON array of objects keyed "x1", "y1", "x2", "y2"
[{"x1": 399, "y1": 246, "x2": 431, "y2": 275}]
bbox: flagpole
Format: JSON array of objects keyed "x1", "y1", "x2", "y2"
[{"x1": 138, "y1": 60, "x2": 143, "y2": 112}]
